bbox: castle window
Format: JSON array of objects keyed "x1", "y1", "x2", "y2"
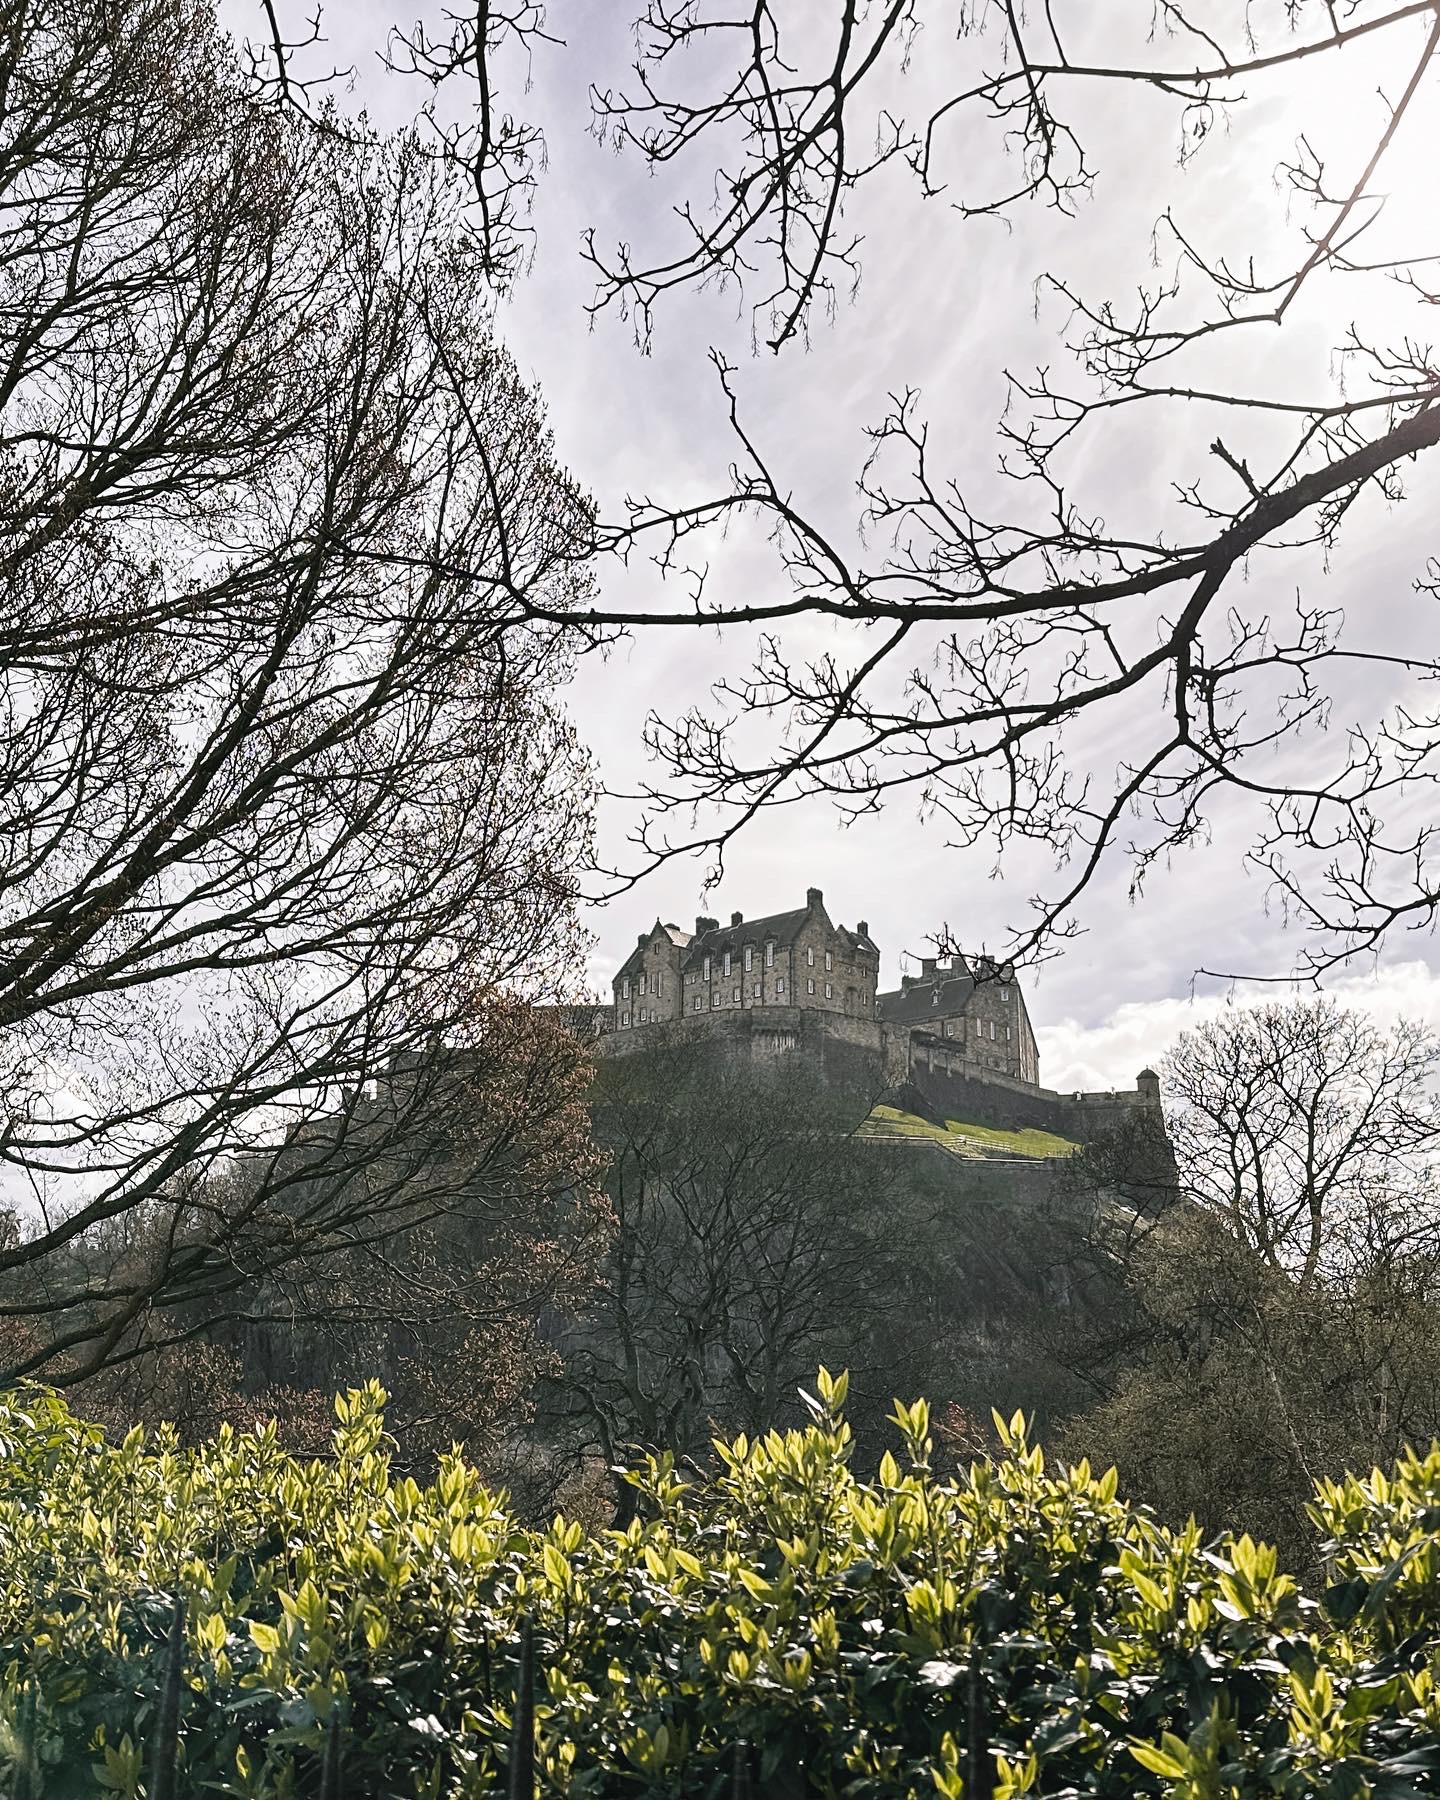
[
  {"x1": 777, "y1": 978, "x2": 786, "y2": 994},
  {"x1": 807, "y1": 978, "x2": 815, "y2": 995},
  {"x1": 1006, "y1": 1025, "x2": 1012, "y2": 1042},
  {"x1": 825, "y1": 982, "x2": 833, "y2": 999},
  {"x1": 732, "y1": 986, "x2": 740, "y2": 1004},
  {"x1": 752, "y1": 982, "x2": 760, "y2": 998},
  {"x1": 704, "y1": 955, "x2": 711, "y2": 981},
  {"x1": 744, "y1": 945, "x2": 753, "y2": 971},
  {"x1": 693, "y1": 996, "x2": 702, "y2": 1013},
  {"x1": 723, "y1": 950, "x2": 731, "y2": 976},
  {"x1": 825, "y1": 951, "x2": 832, "y2": 971},
  {"x1": 989, "y1": 1020, "x2": 996, "y2": 1040},
  {"x1": 639, "y1": 973, "x2": 647, "y2": 996},
  {"x1": 711, "y1": 992, "x2": 720, "y2": 1009},
  {"x1": 765, "y1": 941, "x2": 774, "y2": 967},
  {"x1": 806, "y1": 947, "x2": 814, "y2": 966},
  {"x1": 621, "y1": 978, "x2": 629, "y2": 1000}
]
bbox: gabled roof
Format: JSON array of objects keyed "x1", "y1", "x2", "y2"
[
  {"x1": 615, "y1": 920, "x2": 692, "y2": 979},
  {"x1": 838, "y1": 924, "x2": 879, "y2": 956}
]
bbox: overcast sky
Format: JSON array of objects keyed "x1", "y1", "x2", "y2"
[{"x1": 280, "y1": 1, "x2": 1440, "y2": 1090}]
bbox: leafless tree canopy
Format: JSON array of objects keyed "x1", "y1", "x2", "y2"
[
  {"x1": 320, "y1": 0, "x2": 1440, "y2": 977},
  {"x1": 0, "y1": 0, "x2": 599, "y2": 1380},
  {"x1": 1057, "y1": 999, "x2": 1440, "y2": 1556},
  {"x1": 1163, "y1": 998, "x2": 1440, "y2": 1287}
]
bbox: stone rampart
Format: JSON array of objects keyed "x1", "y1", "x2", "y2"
[
  {"x1": 597, "y1": 1004, "x2": 887, "y2": 1099},
  {"x1": 904, "y1": 1042, "x2": 1158, "y2": 1144}
]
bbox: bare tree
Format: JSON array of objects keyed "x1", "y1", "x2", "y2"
[
  {"x1": 1056, "y1": 1000, "x2": 1440, "y2": 1557},
  {"x1": 332, "y1": 0, "x2": 1440, "y2": 978},
  {"x1": 0, "y1": 0, "x2": 599, "y2": 1382},
  {"x1": 1164, "y1": 999, "x2": 1440, "y2": 1288},
  {"x1": 549, "y1": 1042, "x2": 892, "y2": 1498}
]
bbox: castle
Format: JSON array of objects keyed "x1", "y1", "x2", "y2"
[{"x1": 600, "y1": 886, "x2": 1161, "y2": 1143}]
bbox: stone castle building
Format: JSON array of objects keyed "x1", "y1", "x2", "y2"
[
  {"x1": 600, "y1": 886, "x2": 1160, "y2": 1140},
  {"x1": 612, "y1": 888, "x2": 879, "y2": 1032}
]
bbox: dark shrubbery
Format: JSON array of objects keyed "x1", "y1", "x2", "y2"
[{"x1": 1, "y1": 1372, "x2": 1439, "y2": 1796}]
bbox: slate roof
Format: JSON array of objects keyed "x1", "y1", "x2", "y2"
[
  {"x1": 876, "y1": 970, "x2": 982, "y2": 1026},
  {"x1": 678, "y1": 908, "x2": 878, "y2": 972}
]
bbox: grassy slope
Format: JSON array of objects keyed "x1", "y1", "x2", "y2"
[{"x1": 861, "y1": 1103, "x2": 1077, "y2": 1160}]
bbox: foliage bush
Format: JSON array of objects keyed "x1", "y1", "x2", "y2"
[{"x1": 1, "y1": 1373, "x2": 1439, "y2": 1797}]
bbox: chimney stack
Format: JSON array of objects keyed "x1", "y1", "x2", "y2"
[
  {"x1": 857, "y1": 920, "x2": 868, "y2": 937},
  {"x1": 731, "y1": 910, "x2": 743, "y2": 927},
  {"x1": 695, "y1": 915, "x2": 719, "y2": 936},
  {"x1": 921, "y1": 957, "x2": 937, "y2": 977},
  {"x1": 806, "y1": 886, "x2": 823, "y2": 908}
]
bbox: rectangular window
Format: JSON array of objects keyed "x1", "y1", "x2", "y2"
[
  {"x1": 744, "y1": 945, "x2": 753, "y2": 971},
  {"x1": 807, "y1": 978, "x2": 815, "y2": 995},
  {"x1": 989, "y1": 1020, "x2": 996, "y2": 1040},
  {"x1": 655, "y1": 973, "x2": 663, "y2": 996},
  {"x1": 765, "y1": 941, "x2": 774, "y2": 967},
  {"x1": 1006, "y1": 1025, "x2": 1012, "y2": 1042},
  {"x1": 777, "y1": 978, "x2": 786, "y2": 994},
  {"x1": 732, "y1": 986, "x2": 740, "y2": 1004},
  {"x1": 825, "y1": 982, "x2": 833, "y2": 999},
  {"x1": 752, "y1": 982, "x2": 761, "y2": 998},
  {"x1": 806, "y1": 947, "x2": 814, "y2": 966},
  {"x1": 639, "y1": 973, "x2": 647, "y2": 996},
  {"x1": 639, "y1": 1008, "x2": 646, "y2": 1023},
  {"x1": 693, "y1": 996, "x2": 702, "y2": 1013},
  {"x1": 712, "y1": 992, "x2": 720, "y2": 1009},
  {"x1": 704, "y1": 955, "x2": 711, "y2": 981},
  {"x1": 723, "y1": 950, "x2": 731, "y2": 976},
  {"x1": 825, "y1": 951, "x2": 832, "y2": 971}
]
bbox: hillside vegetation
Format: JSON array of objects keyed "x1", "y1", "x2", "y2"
[
  {"x1": 861, "y1": 1105, "x2": 1078, "y2": 1160},
  {"x1": 3, "y1": 1374, "x2": 1439, "y2": 1797}
]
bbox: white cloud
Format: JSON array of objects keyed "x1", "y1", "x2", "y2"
[{"x1": 1039, "y1": 961, "x2": 1440, "y2": 1094}]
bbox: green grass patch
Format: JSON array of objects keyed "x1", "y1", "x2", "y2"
[{"x1": 862, "y1": 1104, "x2": 1076, "y2": 1159}]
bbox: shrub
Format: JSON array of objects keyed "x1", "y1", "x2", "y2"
[{"x1": 0, "y1": 1371, "x2": 1438, "y2": 1796}]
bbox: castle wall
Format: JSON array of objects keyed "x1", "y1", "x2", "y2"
[
  {"x1": 598, "y1": 1003, "x2": 887, "y2": 1100},
  {"x1": 903, "y1": 1047, "x2": 1160, "y2": 1144}
]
